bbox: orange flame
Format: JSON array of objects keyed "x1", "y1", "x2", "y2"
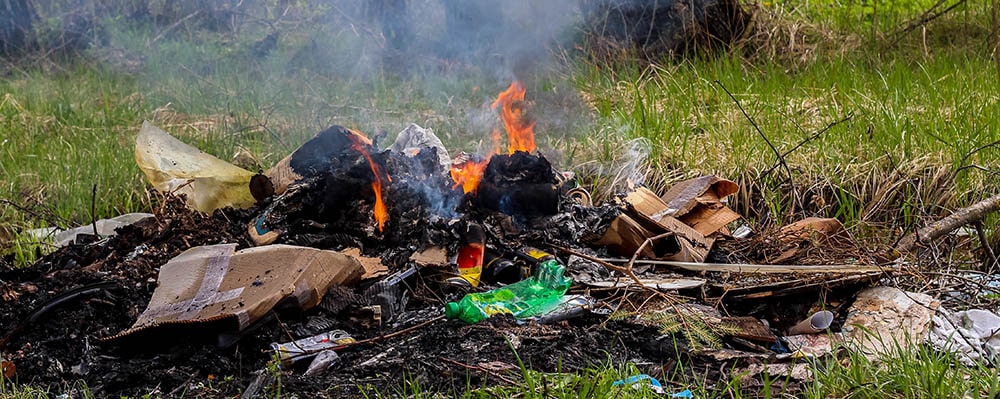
[
  {"x1": 449, "y1": 82, "x2": 534, "y2": 194},
  {"x1": 449, "y1": 130, "x2": 502, "y2": 194},
  {"x1": 491, "y1": 80, "x2": 536, "y2": 154},
  {"x1": 348, "y1": 133, "x2": 389, "y2": 232},
  {"x1": 450, "y1": 156, "x2": 488, "y2": 194}
]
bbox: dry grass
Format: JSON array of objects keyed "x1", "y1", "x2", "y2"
[{"x1": 740, "y1": 3, "x2": 863, "y2": 67}]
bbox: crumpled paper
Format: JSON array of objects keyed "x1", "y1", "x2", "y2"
[{"x1": 928, "y1": 307, "x2": 1000, "y2": 366}]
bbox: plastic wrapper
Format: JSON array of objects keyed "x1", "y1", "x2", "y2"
[{"x1": 135, "y1": 121, "x2": 255, "y2": 213}]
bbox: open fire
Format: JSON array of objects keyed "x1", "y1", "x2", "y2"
[
  {"x1": 449, "y1": 154, "x2": 488, "y2": 194},
  {"x1": 348, "y1": 133, "x2": 390, "y2": 232},
  {"x1": 449, "y1": 80, "x2": 538, "y2": 196},
  {"x1": 492, "y1": 80, "x2": 536, "y2": 154},
  {"x1": 2, "y1": 71, "x2": 904, "y2": 399}
]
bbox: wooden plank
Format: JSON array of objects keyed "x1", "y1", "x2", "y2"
[{"x1": 598, "y1": 258, "x2": 895, "y2": 274}]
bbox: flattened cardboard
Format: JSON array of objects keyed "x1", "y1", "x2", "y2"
[
  {"x1": 625, "y1": 186, "x2": 670, "y2": 217},
  {"x1": 342, "y1": 247, "x2": 389, "y2": 279},
  {"x1": 113, "y1": 244, "x2": 363, "y2": 339},
  {"x1": 629, "y1": 188, "x2": 714, "y2": 262},
  {"x1": 409, "y1": 246, "x2": 449, "y2": 268},
  {"x1": 677, "y1": 204, "x2": 741, "y2": 237},
  {"x1": 661, "y1": 175, "x2": 738, "y2": 216},
  {"x1": 659, "y1": 175, "x2": 741, "y2": 236},
  {"x1": 592, "y1": 213, "x2": 664, "y2": 258}
]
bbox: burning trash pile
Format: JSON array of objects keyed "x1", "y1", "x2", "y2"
[{"x1": 2, "y1": 81, "x2": 997, "y2": 397}]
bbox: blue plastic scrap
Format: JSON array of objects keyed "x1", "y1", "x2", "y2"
[
  {"x1": 611, "y1": 374, "x2": 694, "y2": 397},
  {"x1": 612, "y1": 374, "x2": 665, "y2": 394}
]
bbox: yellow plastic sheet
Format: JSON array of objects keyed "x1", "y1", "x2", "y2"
[{"x1": 135, "y1": 121, "x2": 255, "y2": 213}]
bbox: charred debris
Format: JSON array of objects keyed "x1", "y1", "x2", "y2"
[{"x1": 2, "y1": 81, "x2": 988, "y2": 398}]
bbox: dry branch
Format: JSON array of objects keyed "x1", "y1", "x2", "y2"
[
  {"x1": 895, "y1": 193, "x2": 1000, "y2": 255},
  {"x1": 550, "y1": 245, "x2": 644, "y2": 285},
  {"x1": 888, "y1": 0, "x2": 968, "y2": 48}
]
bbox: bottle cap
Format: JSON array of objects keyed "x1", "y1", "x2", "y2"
[{"x1": 445, "y1": 302, "x2": 460, "y2": 319}]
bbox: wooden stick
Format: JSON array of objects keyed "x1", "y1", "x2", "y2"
[
  {"x1": 895, "y1": 193, "x2": 1000, "y2": 255},
  {"x1": 550, "y1": 245, "x2": 644, "y2": 285},
  {"x1": 148, "y1": 11, "x2": 201, "y2": 48},
  {"x1": 597, "y1": 258, "x2": 892, "y2": 274},
  {"x1": 888, "y1": 0, "x2": 968, "y2": 47},
  {"x1": 716, "y1": 80, "x2": 793, "y2": 185},
  {"x1": 975, "y1": 222, "x2": 999, "y2": 272},
  {"x1": 339, "y1": 315, "x2": 443, "y2": 349}
]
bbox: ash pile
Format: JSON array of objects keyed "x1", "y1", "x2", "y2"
[{"x1": 2, "y1": 82, "x2": 993, "y2": 398}]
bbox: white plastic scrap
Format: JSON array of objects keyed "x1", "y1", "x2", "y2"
[
  {"x1": 390, "y1": 123, "x2": 451, "y2": 174},
  {"x1": 928, "y1": 307, "x2": 1000, "y2": 366}
]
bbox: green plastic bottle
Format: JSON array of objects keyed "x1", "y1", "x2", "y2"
[{"x1": 444, "y1": 259, "x2": 571, "y2": 324}]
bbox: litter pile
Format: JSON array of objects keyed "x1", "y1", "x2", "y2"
[{"x1": 2, "y1": 82, "x2": 998, "y2": 397}]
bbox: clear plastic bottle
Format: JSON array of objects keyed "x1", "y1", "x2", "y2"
[{"x1": 444, "y1": 259, "x2": 571, "y2": 323}]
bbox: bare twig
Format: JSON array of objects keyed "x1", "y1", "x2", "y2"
[
  {"x1": 975, "y1": 222, "x2": 999, "y2": 271},
  {"x1": 888, "y1": 0, "x2": 968, "y2": 48},
  {"x1": 956, "y1": 164, "x2": 999, "y2": 176},
  {"x1": 0, "y1": 199, "x2": 69, "y2": 228},
  {"x1": 715, "y1": 80, "x2": 793, "y2": 185},
  {"x1": 549, "y1": 245, "x2": 643, "y2": 285},
  {"x1": 958, "y1": 138, "x2": 1000, "y2": 173},
  {"x1": 716, "y1": 80, "x2": 799, "y2": 217},
  {"x1": 597, "y1": 257, "x2": 892, "y2": 273},
  {"x1": 148, "y1": 11, "x2": 201, "y2": 48},
  {"x1": 760, "y1": 114, "x2": 853, "y2": 178},
  {"x1": 626, "y1": 232, "x2": 673, "y2": 270}
]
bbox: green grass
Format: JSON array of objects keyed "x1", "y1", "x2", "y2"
[
  {"x1": 348, "y1": 341, "x2": 1000, "y2": 399},
  {"x1": 804, "y1": 344, "x2": 1000, "y2": 398},
  {"x1": 571, "y1": 1, "x2": 999, "y2": 233},
  {"x1": 3, "y1": 1, "x2": 995, "y2": 234},
  {"x1": 5, "y1": 345, "x2": 999, "y2": 399},
  {"x1": 2, "y1": 0, "x2": 1000, "y2": 397}
]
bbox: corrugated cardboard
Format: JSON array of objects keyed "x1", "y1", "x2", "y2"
[
  {"x1": 592, "y1": 213, "x2": 665, "y2": 258},
  {"x1": 659, "y1": 175, "x2": 741, "y2": 236},
  {"x1": 593, "y1": 187, "x2": 714, "y2": 262},
  {"x1": 112, "y1": 244, "x2": 363, "y2": 339}
]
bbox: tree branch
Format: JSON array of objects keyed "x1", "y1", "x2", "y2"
[{"x1": 895, "y1": 193, "x2": 1000, "y2": 255}]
